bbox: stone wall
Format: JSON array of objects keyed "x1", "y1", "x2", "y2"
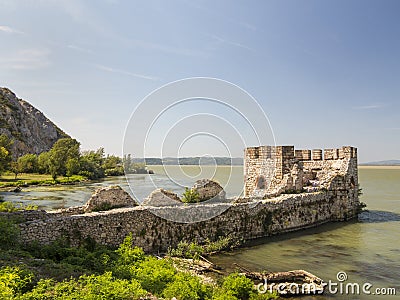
[
  {"x1": 15, "y1": 178, "x2": 359, "y2": 253},
  {"x1": 9, "y1": 145, "x2": 360, "y2": 253}
]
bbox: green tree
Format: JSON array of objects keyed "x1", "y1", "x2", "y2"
[
  {"x1": 103, "y1": 155, "x2": 122, "y2": 170},
  {"x1": 79, "y1": 148, "x2": 105, "y2": 179},
  {"x1": 103, "y1": 155, "x2": 124, "y2": 176},
  {"x1": 48, "y1": 138, "x2": 80, "y2": 179},
  {"x1": 0, "y1": 134, "x2": 12, "y2": 175},
  {"x1": 66, "y1": 158, "x2": 80, "y2": 177},
  {"x1": 37, "y1": 151, "x2": 51, "y2": 174},
  {"x1": 10, "y1": 161, "x2": 22, "y2": 179},
  {"x1": 17, "y1": 154, "x2": 38, "y2": 173}
]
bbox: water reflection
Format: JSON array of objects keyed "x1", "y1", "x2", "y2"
[{"x1": 359, "y1": 210, "x2": 400, "y2": 223}]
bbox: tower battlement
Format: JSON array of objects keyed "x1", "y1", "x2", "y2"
[{"x1": 244, "y1": 145, "x2": 358, "y2": 198}]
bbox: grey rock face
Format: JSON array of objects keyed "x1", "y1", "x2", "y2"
[{"x1": 0, "y1": 87, "x2": 69, "y2": 157}]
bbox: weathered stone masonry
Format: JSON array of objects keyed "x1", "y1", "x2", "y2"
[{"x1": 7, "y1": 145, "x2": 360, "y2": 253}]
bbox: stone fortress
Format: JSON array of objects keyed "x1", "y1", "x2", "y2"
[
  {"x1": 244, "y1": 145, "x2": 358, "y2": 198},
  {"x1": 3, "y1": 145, "x2": 361, "y2": 253}
]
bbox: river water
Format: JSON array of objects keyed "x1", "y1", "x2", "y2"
[{"x1": 1, "y1": 166, "x2": 399, "y2": 299}]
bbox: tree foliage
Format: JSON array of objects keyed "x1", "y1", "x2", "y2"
[
  {"x1": 17, "y1": 154, "x2": 38, "y2": 173},
  {"x1": 48, "y1": 138, "x2": 80, "y2": 179},
  {"x1": 0, "y1": 134, "x2": 12, "y2": 175}
]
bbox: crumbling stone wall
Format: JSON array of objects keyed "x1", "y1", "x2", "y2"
[
  {"x1": 16, "y1": 186, "x2": 359, "y2": 253},
  {"x1": 192, "y1": 179, "x2": 226, "y2": 201},
  {"x1": 84, "y1": 186, "x2": 138, "y2": 213},
  {"x1": 142, "y1": 189, "x2": 182, "y2": 207},
  {"x1": 12, "y1": 145, "x2": 360, "y2": 253}
]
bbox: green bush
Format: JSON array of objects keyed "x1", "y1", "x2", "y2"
[
  {"x1": 181, "y1": 187, "x2": 200, "y2": 203},
  {"x1": 204, "y1": 235, "x2": 238, "y2": 253},
  {"x1": 0, "y1": 201, "x2": 19, "y2": 212},
  {"x1": 19, "y1": 272, "x2": 146, "y2": 299},
  {"x1": 0, "y1": 216, "x2": 19, "y2": 249},
  {"x1": 0, "y1": 201, "x2": 38, "y2": 212},
  {"x1": 115, "y1": 233, "x2": 145, "y2": 265},
  {"x1": 221, "y1": 273, "x2": 254, "y2": 300},
  {"x1": 133, "y1": 257, "x2": 176, "y2": 295},
  {"x1": 168, "y1": 236, "x2": 238, "y2": 259},
  {"x1": 163, "y1": 272, "x2": 211, "y2": 300},
  {"x1": 168, "y1": 240, "x2": 204, "y2": 260},
  {"x1": 0, "y1": 266, "x2": 34, "y2": 298}
]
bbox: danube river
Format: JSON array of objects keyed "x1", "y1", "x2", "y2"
[{"x1": 1, "y1": 166, "x2": 399, "y2": 299}]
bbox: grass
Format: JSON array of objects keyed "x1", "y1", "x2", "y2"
[
  {"x1": 0, "y1": 173, "x2": 52, "y2": 182},
  {"x1": 0, "y1": 173, "x2": 86, "y2": 188}
]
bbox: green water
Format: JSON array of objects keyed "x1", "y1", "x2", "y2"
[
  {"x1": 1, "y1": 166, "x2": 399, "y2": 298},
  {"x1": 210, "y1": 167, "x2": 400, "y2": 299}
]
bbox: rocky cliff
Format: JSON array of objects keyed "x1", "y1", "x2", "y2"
[{"x1": 0, "y1": 87, "x2": 69, "y2": 157}]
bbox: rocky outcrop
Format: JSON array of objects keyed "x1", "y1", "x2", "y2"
[
  {"x1": 142, "y1": 188, "x2": 182, "y2": 207},
  {"x1": 84, "y1": 186, "x2": 138, "y2": 213},
  {"x1": 0, "y1": 87, "x2": 69, "y2": 157},
  {"x1": 192, "y1": 179, "x2": 226, "y2": 201}
]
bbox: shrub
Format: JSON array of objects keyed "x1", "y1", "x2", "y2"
[
  {"x1": 133, "y1": 257, "x2": 176, "y2": 295},
  {"x1": 163, "y1": 272, "x2": 211, "y2": 300},
  {"x1": 19, "y1": 272, "x2": 146, "y2": 299},
  {"x1": 168, "y1": 240, "x2": 204, "y2": 260},
  {"x1": 0, "y1": 216, "x2": 19, "y2": 249},
  {"x1": 0, "y1": 201, "x2": 18, "y2": 212},
  {"x1": 181, "y1": 187, "x2": 200, "y2": 203},
  {"x1": 115, "y1": 233, "x2": 145, "y2": 265},
  {"x1": 0, "y1": 266, "x2": 34, "y2": 298},
  {"x1": 221, "y1": 273, "x2": 254, "y2": 300},
  {"x1": 204, "y1": 235, "x2": 238, "y2": 253},
  {"x1": 0, "y1": 201, "x2": 38, "y2": 212}
]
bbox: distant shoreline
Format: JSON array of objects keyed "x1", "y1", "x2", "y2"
[{"x1": 358, "y1": 165, "x2": 400, "y2": 169}]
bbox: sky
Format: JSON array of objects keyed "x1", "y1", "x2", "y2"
[{"x1": 0, "y1": 0, "x2": 399, "y2": 162}]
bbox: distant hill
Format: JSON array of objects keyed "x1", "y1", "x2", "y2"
[
  {"x1": 0, "y1": 87, "x2": 70, "y2": 157},
  {"x1": 133, "y1": 157, "x2": 243, "y2": 166},
  {"x1": 360, "y1": 160, "x2": 400, "y2": 166}
]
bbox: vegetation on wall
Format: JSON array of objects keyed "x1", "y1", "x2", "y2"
[{"x1": 181, "y1": 187, "x2": 200, "y2": 203}]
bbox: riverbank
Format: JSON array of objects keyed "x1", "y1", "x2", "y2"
[
  {"x1": 358, "y1": 165, "x2": 400, "y2": 169},
  {"x1": 0, "y1": 173, "x2": 87, "y2": 190}
]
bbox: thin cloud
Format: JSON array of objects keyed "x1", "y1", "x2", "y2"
[
  {"x1": 95, "y1": 64, "x2": 159, "y2": 81},
  {"x1": 0, "y1": 25, "x2": 24, "y2": 34},
  {"x1": 127, "y1": 38, "x2": 208, "y2": 58},
  {"x1": 0, "y1": 48, "x2": 51, "y2": 70},
  {"x1": 208, "y1": 34, "x2": 253, "y2": 51},
  {"x1": 353, "y1": 104, "x2": 385, "y2": 110},
  {"x1": 67, "y1": 44, "x2": 94, "y2": 54}
]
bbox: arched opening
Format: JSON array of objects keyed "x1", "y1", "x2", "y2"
[
  {"x1": 256, "y1": 176, "x2": 265, "y2": 189},
  {"x1": 350, "y1": 176, "x2": 355, "y2": 188}
]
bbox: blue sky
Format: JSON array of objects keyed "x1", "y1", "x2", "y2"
[{"x1": 0, "y1": 0, "x2": 399, "y2": 162}]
